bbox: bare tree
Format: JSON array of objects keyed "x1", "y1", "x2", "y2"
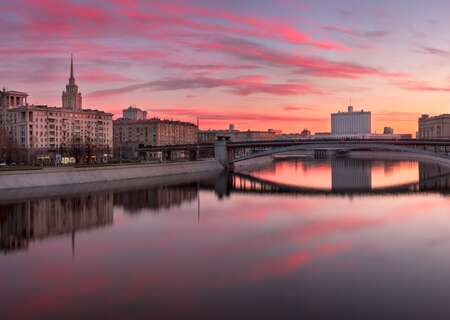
[
  {"x1": 0, "y1": 129, "x2": 18, "y2": 164},
  {"x1": 85, "y1": 136, "x2": 95, "y2": 164},
  {"x1": 0, "y1": 128, "x2": 8, "y2": 162},
  {"x1": 70, "y1": 136, "x2": 84, "y2": 164}
]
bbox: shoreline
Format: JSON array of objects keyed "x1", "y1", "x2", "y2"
[
  {"x1": 0, "y1": 159, "x2": 223, "y2": 192},
  {"x1": 0, "y1": 169, "x2": 221, "y2": 203}
]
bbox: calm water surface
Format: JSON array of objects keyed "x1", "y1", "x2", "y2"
[{"x1": 1, "y1": 158, "x2": 450, "y2": 320}]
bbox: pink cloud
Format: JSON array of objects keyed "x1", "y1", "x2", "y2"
[
  {"x1": 9, "y1": 0, "x2": 344, "y2": 52},
  {"x1": 162, "y1": 62, "x2": 259, "y2": 73},
  {"x1": 22, "y1": 0, "x2": 109, "y2": 38},
  {"x1": 322, "y1": 25, "x2": 388, "y2": 39},
  {"x1": 198, "y1": 38, "x2": 406, "y2": 79},
  {"x1": 420, "y1": 46, "x2": 450, "y2": 57},
  {"x1": 87, "y1": 75, "x2": 321, "y2": 97},
  {"x1": 395, "y1": 80, "x2": 450, "y2": 92},
  {"x1": 283, "y1": 105, "x2": 312, "y2": 111},
  {"x1": 148, "y1": 1, "x2": 346, "y2": 50},
  {"x1": 146, "y1": 108, "x2": 326, "y2": 124},
  {"x1": 80, "y1": 69, "x2": 134, "y2": 83}
]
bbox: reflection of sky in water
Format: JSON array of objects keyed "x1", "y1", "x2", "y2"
[
  {"x1": 250, "y1": 159, "x2": 420, "y2": 190},
  {"x1": 0, "y1": 160, "x2": 450, "y2": 319},
  {"x1": 371, "y1": 160, "x2": 419, "y2": 188}
]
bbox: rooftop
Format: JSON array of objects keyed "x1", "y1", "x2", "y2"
[
  {"x1": 331, "y1": 105, "x2": 371, "y2": 115},
  {"x1": 114, "y1": 117, "x2": 197, "y2": 126},
  {"x1": 420, "y1": 114, "x2": 450, "y2": 120},
  {"x1": 1, "y1": 89, "x2": 28, "y2": 97},
  {"x1": 9, "y1": 105, "x2": 113, "y2": 115}
]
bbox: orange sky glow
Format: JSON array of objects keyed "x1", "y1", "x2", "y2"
[{"x1": 2, "y1": 0, "x2": 450, "y2": 134}]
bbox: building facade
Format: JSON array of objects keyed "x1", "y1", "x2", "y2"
[
  {"x1": 123, "y1": 106, "x2": 147, "y2": 120},
  {"x1": 198, "y1": 124, "x2": 280, "y2": 143},
  {"x1": 0, "y1": 90, "x2": 28, "y2": 109},
  {"x1": 113, "y1": 107, "x2": 198, "y2": 159},
  {"x1": 0, "y1": 57, "x2": 113, "y2": 163},
  {"x1": 331, "y1": 106, "x2": 371, "y2": 135},
  {"x1": 6, "y1": 105, "x2": 112, "y2": 150},
  {"x1": 418, "y1": 114, "x2": 450, "y2": 139},
  {"x1": 0, "y1": 89, "x2": 28, "y2": 129}
]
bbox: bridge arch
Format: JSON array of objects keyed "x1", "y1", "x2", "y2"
[{"x1": 230, "y1": 142, "x2": 450, "y2": 164}]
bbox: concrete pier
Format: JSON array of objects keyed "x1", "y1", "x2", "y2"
[{"x1": 214, "y1": 137, "x2": 230, "y2": 168}]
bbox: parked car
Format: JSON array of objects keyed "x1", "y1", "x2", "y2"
[{"x1": 0, "y1": 162, "x2": 6, "y2": 166}]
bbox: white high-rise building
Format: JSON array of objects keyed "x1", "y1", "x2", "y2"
[{"x1": 331, "y1": 106, "x2": 371, "y2": 135}]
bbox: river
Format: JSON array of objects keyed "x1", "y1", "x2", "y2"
[{"x1": 1, "y1": 158, "x2": 450, "y2": 319}]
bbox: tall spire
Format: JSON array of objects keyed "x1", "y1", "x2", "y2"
[
  {"x1": 69, "y1": 54, "x2": 75, "y2": 84},
  {"x1": 63, "y1": 53, "x2": 82, "y2": 110}
]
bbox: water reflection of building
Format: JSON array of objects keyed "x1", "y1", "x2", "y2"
[
  {"x1": 0, "y1": 193, "x2": 113, "y2": 254},
  {"x1": 419, "y1": 163, "x2": 450, "y2": 190},
  {"x1": 331, "y1": 158, "x2": 372, "y2": 191},
  {"x1": 114, "y1": 184, "x2": 198, "y2": 214},
  {"x1": 0, "y1": 183, "x2": 202, "y2": 253},
  {"x1": 383, "y1": 161, "x2": 396, "y2": 176}
]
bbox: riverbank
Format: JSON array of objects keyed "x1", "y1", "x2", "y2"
[
  {"x1": 0, "y1": 159, "x2": 223, "y2": 191},
  {"x1": 0, "y1": 169, "x2": 222, "y2": 203}
]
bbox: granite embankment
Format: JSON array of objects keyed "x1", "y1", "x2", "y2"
[{"x1": 0, "y1": 159, "x2": 223, "y2": 191}]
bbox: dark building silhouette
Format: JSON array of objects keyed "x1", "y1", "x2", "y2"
[
  {"x1": 0, "y1": 193, "x2": 113, "y2": 254},
  {"x1": 419, "y1": 163, "x2": 450, "y2": 190},
  {"x1": 114, "y1": 183, "x2": 198, "y2": 214},
  {"x1": 331, "y1": 158, "x2": 372, "y2": 191}
]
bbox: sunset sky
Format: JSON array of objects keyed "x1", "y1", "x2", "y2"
[{"x1": 2, "y1": 0, "x2": 450, "y2": 134}]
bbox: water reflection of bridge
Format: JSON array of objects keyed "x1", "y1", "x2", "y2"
[
  {"x1": 226, "y1": 171, "x2": 450, "y2": 196},
  {"x1": 212, "y1": 161, "x2": 450, "y2": 197}
]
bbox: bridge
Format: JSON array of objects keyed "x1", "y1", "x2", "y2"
[{"x1": 138, "y1": 138, "x2": 450, "y2": 168}]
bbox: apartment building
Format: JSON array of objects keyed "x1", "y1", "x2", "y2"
[
  {"x1": 0, "y1": 57, "x2": 113, "y2": 163},
  {"x1": 113, "y1": 107, "x2": 198, "y2": 159}
]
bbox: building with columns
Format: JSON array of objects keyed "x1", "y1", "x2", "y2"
[
  {"x1": 0, "y1": 90, "x2": 28, "y2": 108},
  {"x1": 0, "y1": 89, "x2": 28, "y2": 129},
  {"x1": 0, "y1": 56, "x2": 113, "y2": 164},
  {"x1": 418, "y1": 114, "x2": 450, "y2": 139}
]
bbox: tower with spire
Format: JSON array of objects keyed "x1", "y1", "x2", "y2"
[{"x1": 62, "y1": 54, "x2": 82, "y2": 110}]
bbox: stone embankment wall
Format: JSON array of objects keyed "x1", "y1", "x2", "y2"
[{"x1": 0, "y1": 160, "x2": 223, "y2": 190}]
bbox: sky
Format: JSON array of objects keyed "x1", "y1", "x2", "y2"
[{"x1": 1, "y1": 0, "x2": 450, "y2": 134}]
